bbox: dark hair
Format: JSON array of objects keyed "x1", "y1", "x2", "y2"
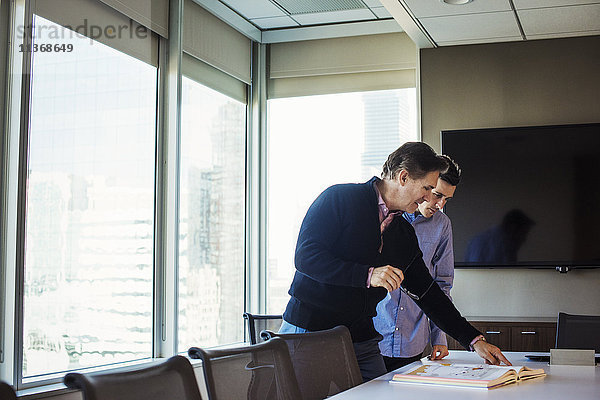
[
  {"x1": 382, "y1": 142, "x2": 448, "y2": 180},
  {"x1": 439, "y1": 155, "x2": 461, "y2": 186}
]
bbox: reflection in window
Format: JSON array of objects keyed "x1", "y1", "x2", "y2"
[
  {"x1": 178, "y1": 76, "x2": 246, "y2": 352},
  {"x1": 266, "y1": 89, "x2": 418, "y2": 313},
  {"x1": 24, "y1": 16, "x2": 157, "y2": 377}
]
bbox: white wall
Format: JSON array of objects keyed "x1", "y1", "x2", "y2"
[
  {"x1": 452, "y1": 269, "x2": 600, "y2": 318},
  {"x1": 419, "y1": 35, "x2": 600, "y2": 319}
]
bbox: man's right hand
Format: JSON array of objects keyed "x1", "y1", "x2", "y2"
[{"x1": 371, "y1": 265, "x2": 404, "y2": 292}]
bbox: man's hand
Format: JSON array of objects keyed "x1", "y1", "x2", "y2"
[
  {"x1": 370, "y1": 265, "x2": 404, "y2": 292},
  {"x1": 473, "y1": 340, "x2": 512, "y2": 366},
  {"x1": 430, "y1": 345, "x2": 449, "y2": 361}
]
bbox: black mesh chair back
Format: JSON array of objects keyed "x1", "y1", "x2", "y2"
[
  {"x1": 188, "y1": 337, "x2": 301, "y2": 400},
  {"x1": 556, "y1": 312, "x2": 600, "y2": 352},
  {"x1": 63, "y1": 355, "x2": 203, "y2": 400},
  {"x1": 261, "y1": 325, "x2": 363, "y2": 400},
  {"x1": 243, "y1": 313, "x2": 283, "y2": 345},
  {"x1": 0, "y1": 381, "x2": 17, "y2": 400}
]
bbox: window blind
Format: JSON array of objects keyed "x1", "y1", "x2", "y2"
[
  {"x1": 183, "y1": 0, "x2": 252, "y2": 85},
  {"x1": 182, "y1": 53, "x2": 247, "y2": 104},
  {"x1": 98, "y1": 0, "x2": 169, "y2": 38},
  {"x1": 32, "y1": 0, "x2": 158, "y2": 66},
  {"x1": 268, "y1": 32, "x2": 416, "y2": 98}
]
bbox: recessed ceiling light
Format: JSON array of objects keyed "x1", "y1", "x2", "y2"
[{"x1": 442, "y1": 0, "x2": 473, "y2": 4}]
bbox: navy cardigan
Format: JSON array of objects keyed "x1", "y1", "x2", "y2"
[{"x1": 283, "y1": 177, "x2": 480, "y2": 348}]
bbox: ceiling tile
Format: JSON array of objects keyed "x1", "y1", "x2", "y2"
[
  {"x1": 371, "y1": 6, "x2": 392, "y2": 18},
  {"x1": 420, "y1": 11, "x2": 522, "y2": 43},
  {"x1": 362, "y1": 0, "x2": 383, "y2": 6},
  {"x1": 518, "y1": 4, "x2": 600, "y2": 35},
  {"x1": 221, "y1": 0, "x2": 286, "y2": 19},
  {"x1": 250, "y1": 15, "x2": 300, "y2": 29},
  {"x1": 293, "y1": 9, "x2": 376, "y2": 25},
  {"x1": 403, "y1": 0, "x2": 512, "y2": 18},
  {"x1": 514, "y1": 0, "x2": 600, "y2": 10}
]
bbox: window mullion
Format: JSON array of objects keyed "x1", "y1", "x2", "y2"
[
  {"x1": 246, "y1": 42, "x2": 268, "y2": 316},
  {"x1": 153, "y1": 0, "x2": 183, "y2": 358},
  {"x1": 5, "y1": 0, "x2": 34, "y2": 388}
]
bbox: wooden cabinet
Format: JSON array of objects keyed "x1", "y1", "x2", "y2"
[
  {"x1": 446, "y1": 321, "x2": 556, "y2": 352},
  {"x1": 510, "y1": 324, "x2": 556, "y2": 351},
  {"x1": 472, "y1": 322, "x2": 511, "y2": 350}
]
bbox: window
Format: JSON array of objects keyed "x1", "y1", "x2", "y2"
[
  {"x1": 23, "y1": 16, "x2": 157, "y2": 378},
  {"x1": 177, "y1": 76, "x2": 246, "y2": 352},
  {"x1": 3, "y1": 0, "x2": 251, "y2": 390},
  {"x1": 266, "y1": 89, "x2": 418, "y2": 313}
]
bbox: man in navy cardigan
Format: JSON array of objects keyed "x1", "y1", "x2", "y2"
[{"x1": 280, "y1": 142, "x2": 510, "y2": 381}]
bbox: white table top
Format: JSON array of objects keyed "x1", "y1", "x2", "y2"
[{"x1": 330, "y1": 351, "x2": 599, "y2": 399}]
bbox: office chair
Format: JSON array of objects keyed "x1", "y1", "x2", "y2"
[
  {"x1": 63, "y1": 355, "x2": 203, "y2": 400},
  {"x1": 243, "y1": 312, "x2": 283, "y2": 344},
  {"x1": 556, "y1": 312, "x2": 600, "y2": 352},
  {"x1": 189, "y1": 337, "x2": 302, "y2": 400},
  {"x1": 0, "y1": 381, "x2": 17, "y2": 400},
  {"x1": 262, "y1": 325, "x2": 363, "y2": 400}
]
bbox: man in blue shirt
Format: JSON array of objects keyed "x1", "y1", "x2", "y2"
[{"x1": 374, "y1": 155, "x2": 461, "y2": 372}]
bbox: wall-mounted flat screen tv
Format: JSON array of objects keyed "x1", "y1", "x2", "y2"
[{"x1": 441, "y1": 123, "x2": 600, "y2": 269}]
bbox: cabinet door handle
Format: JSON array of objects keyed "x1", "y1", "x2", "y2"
[
  {"x1": 485, "y1": 331, "x2": 501, "y2": 334},
  {"x1": 521, "y1": 331, "x2": 537, "y2": 334}
]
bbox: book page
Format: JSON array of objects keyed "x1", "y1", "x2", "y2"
[
  {"x1": 399, "y1": 363, "x2": 515, "y2": 382},
  {"x1": 516, "y1": 366, "x2": 546, "y2": 379}
]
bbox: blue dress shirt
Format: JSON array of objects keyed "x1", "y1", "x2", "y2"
[{"x1": 373, "y1": 210, "x2": 454, "y2": 358}]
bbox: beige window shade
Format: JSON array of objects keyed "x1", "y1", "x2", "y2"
[
  {"x1": 183, "y1": 0, "x2": 251, "y2": 85},
  {"x1": 268, "y1": 32, "x2": 416, "y2": 98},
  {"x1": 182, "y1": 53, "x2": 247, "y2": 104},
  {"x1": 98, "y1": 0, "x2": 169, "y2": 38},
  {"x1": 268, "y1": 70, "x2": 415, "y2": 98},
  {"x1": 33, "y1": 0, "x2": 158, "y2": 66}
]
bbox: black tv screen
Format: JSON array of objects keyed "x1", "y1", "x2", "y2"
[{"x1": 441, "y1": 123, "x2": 600, "y2": 269}]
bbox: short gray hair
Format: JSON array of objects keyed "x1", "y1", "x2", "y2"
[{"x1": 382, "y1": 142, "x2": 448, "y2": 180}]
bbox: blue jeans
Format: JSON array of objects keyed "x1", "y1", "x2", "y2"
[{"x1": 279, "y1": 320, "x2": 387, "y2": 382}]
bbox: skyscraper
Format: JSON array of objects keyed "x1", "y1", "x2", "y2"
[{"x1": 361, "y1": 90, "x2": 416, "y2": 179}]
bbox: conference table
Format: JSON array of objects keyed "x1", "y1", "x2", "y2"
[{"x1": 329, "y1": 351, "x2": 599, "y2": 399}]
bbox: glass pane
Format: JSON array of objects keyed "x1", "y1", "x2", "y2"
[
  {"x1": 266, "y1": 89, "x2": 418, "y2": 313},
  {"x1": 178, "y1": 76, "x2": 246, "y2": 351},
  {"x1": 23, "y1": 16, "x2": 157, "y2": 377}
]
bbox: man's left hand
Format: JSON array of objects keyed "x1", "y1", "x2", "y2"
[{"x1": 430, "y1": 345, "x2": 449, "y2": 360}]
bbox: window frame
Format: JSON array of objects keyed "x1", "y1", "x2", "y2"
[
  {"x1": 264, "y1": 88, "x2": 419, "y2": 314},
  {"x1": 0, "y1": 0, "x2": 11, "y2": 377},
  {"x1": 11, "y1": 1, "x2": 162, "y2": 388},
  {"x1": 177, "y1": 67, "x2": 249, "y2": 352},
  {"x1": 0, "y1": 0, "x2": 256, "y2": 390}
]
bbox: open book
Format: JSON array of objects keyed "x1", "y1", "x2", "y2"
[{"x1": 391, "y1": 360, "x2": 546, "y2": 389}]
